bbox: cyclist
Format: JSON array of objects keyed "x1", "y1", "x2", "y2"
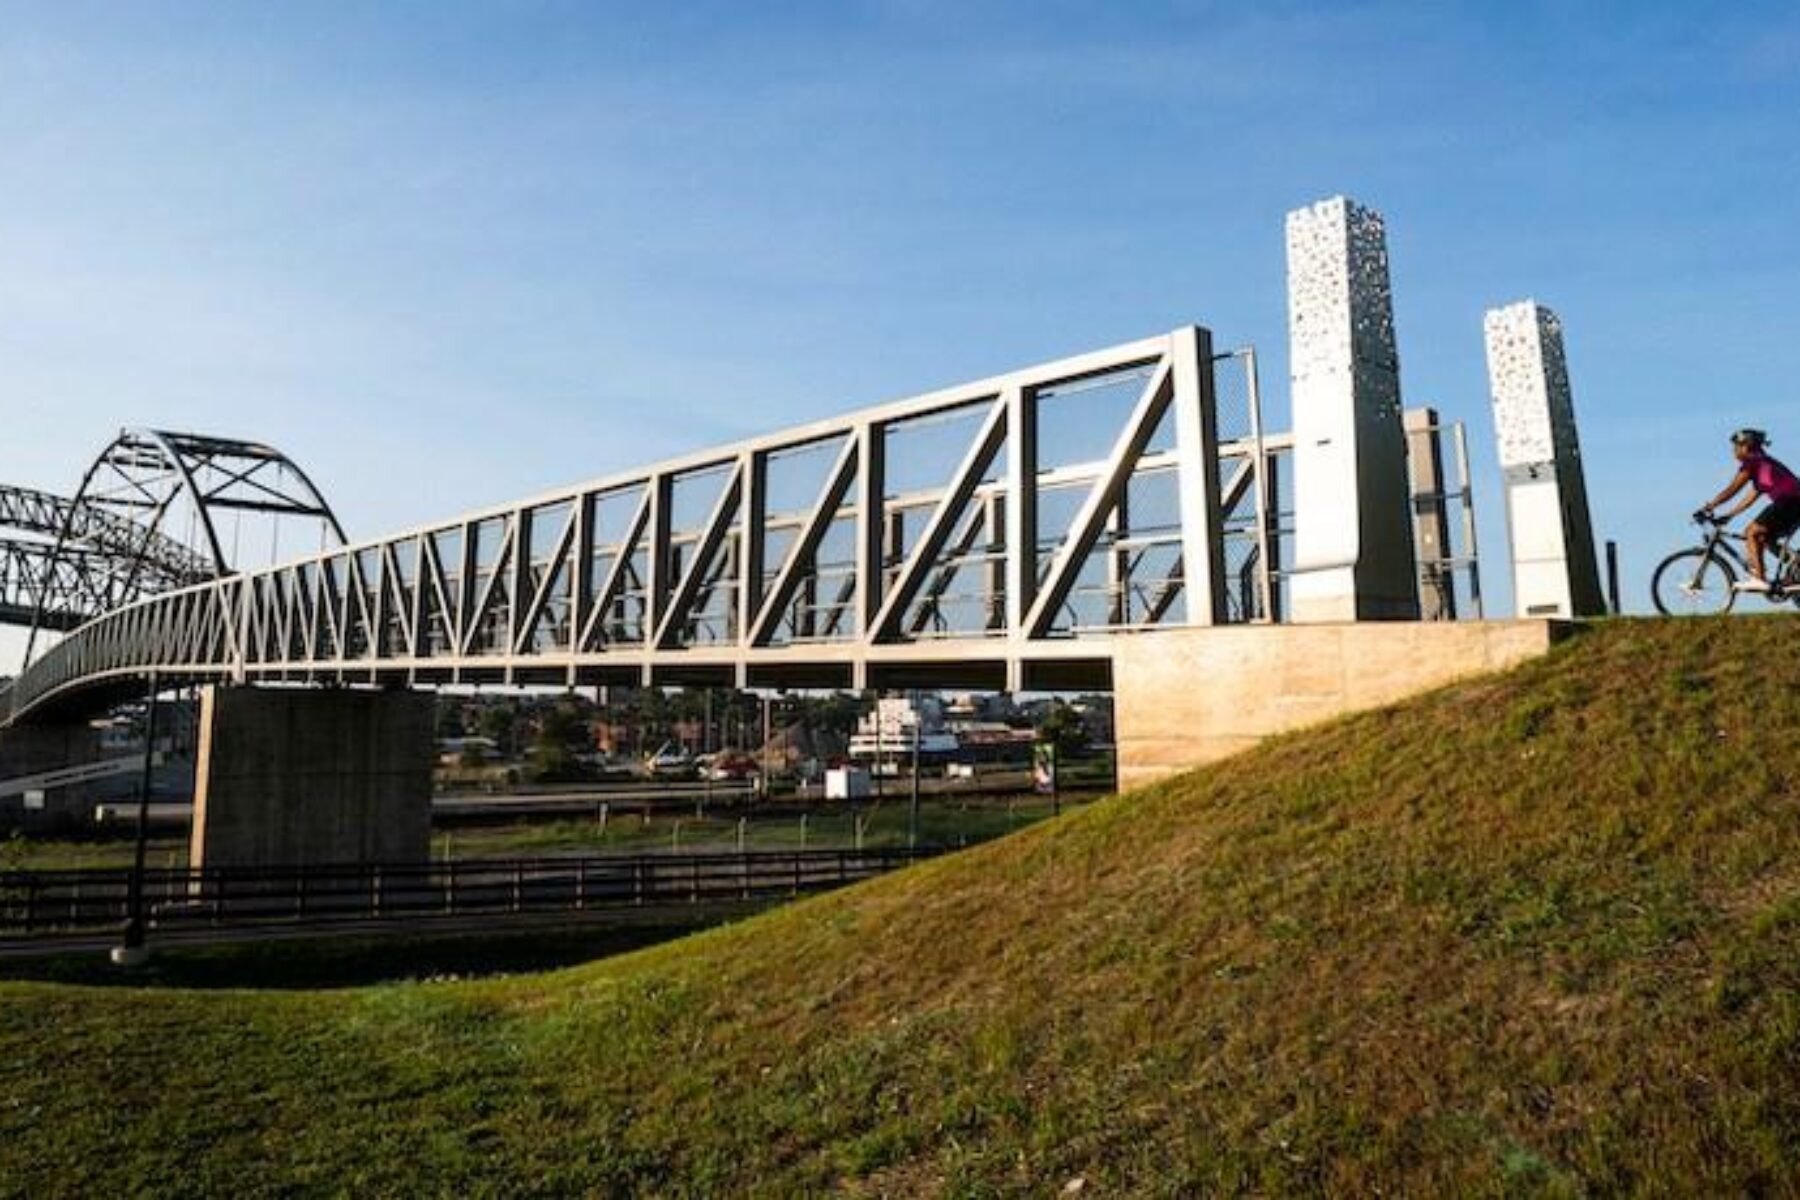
[{"x1": 1698, "y1": 428, "x2": 1800, "y2": 593}]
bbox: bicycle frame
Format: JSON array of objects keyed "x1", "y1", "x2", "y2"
[{"x1": 1690, "y1": 523, "x2": 1798, "y2": 586}]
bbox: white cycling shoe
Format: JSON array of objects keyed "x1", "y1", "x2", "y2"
[{"x1": 1734, "y1": 578, "x2": 1772, "y2": 593}]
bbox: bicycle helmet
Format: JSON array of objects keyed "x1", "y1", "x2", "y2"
[{"x1": 1732, "y1": 428, "x2": 1770, "y2": 449}]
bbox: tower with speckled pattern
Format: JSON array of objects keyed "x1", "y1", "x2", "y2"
[{"x1": 1285, "y1": 196, "x2": 1421, "y2": 622}]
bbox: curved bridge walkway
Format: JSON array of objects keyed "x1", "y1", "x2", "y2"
[{"x1": 7, "y1": 327, "x2": 1289, "y2": 723}]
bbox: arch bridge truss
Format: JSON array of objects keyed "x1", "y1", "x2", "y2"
[
  {"x1": 8, "y1": 328, "x2": 1303, "y2": 721},
  {"x1": 0, "y1": 483, "x2": 212, "y2": 631}
]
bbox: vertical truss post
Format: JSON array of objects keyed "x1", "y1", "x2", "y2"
[
  {"x1": 1106, "y1": 505, "x2": 1127, "y2": 625},
  {"x1": 572, "y1": 500, "x2": 594, "y2": 665},
  {"x1": 1244, "y1": 346, "x2": 1275, "y2": 624},
  {"x1": 738, "y1": 450, "x2": 766, "y2": 653},
  {"x1": 1453, "y1": 422, "x2": 1484, "y2": 619},
  {"x1": 1404, "y1": 407, "x2": 1456, "y2": 621},
  {"x1": 856, "y1": 423, "x2": 886, "y2": 641},
  {"x1": 571, "y1": 495, "x2": 594, "y2": 681},
  {"x1": 1172, "y1": 327, "x2": 1227, "y2": 626},
  {"x1": 455, "y1": 529, "x2": 476, "y2": 672},
  {"x1": 507, "y1": 512, "x2": 530, "y2": 678},
  {"x1": 1261, "y1": 450, "x2": 1285, "y2": 623},
  {"x1": 983, "y1": 490, "x2": 1005, "y2": 631},
  {"x1": 232, "y1": 576, "x2": 250, "y2": 684},
  {"x1": 1004, "y1": 383, "x2": 1036, "y2": 639},
  {"x1": 646, "y1": 474, "x2": 673, "y2": 647}
]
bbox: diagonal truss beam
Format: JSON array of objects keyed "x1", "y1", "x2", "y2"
[
  {"x1": 908, "y1": 502, "x2": 992, "y2": 635},
  {"x1": 749, "y1": 437, "x2": 860, "y2": 646},
  {"x1": 653, "y1": 464, "x2": 744, "y2": 650},
  {"x1": 866, "y1": 395, "x2": 1008, "y2": 644},
  {"x1": 459, "y1": 521, "x2": 517, "y2": 656},
  {"x1": 512, "y1": 508, "x2": 578, "y2": 655},
  {"x1": 1022, "y1": 360, "x2": 1172, "y2": 639},
  {"x1": 578, "y1": 489, "x2": 652, "y2": 650}
]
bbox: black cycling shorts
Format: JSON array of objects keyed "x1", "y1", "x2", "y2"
[{"x1": 1755, "y1": 497, "x2": 1800, "y2": 540}]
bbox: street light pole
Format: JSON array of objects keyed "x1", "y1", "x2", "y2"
[
  {"x1": 761, "y1": 692, "x2": 772, "y2": 801},
  {"x1": 872, "y1": 690, "x2": 884, "y2": 804},
  {"x1": 909, "y1": 693, "x2": 921, "y2": 848},
  {"x1": 114, "y1": 671, "x2": 159, "y2": 967},
  {"x1": 703, "y1": 687, "x2": 714, "y2": 813}
]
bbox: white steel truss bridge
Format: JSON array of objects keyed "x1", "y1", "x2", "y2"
[{"x1": 6, "y1": 326, "x2": 1306, "y2": 722}]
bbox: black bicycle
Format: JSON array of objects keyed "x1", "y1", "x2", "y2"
[{"x1": 1651, "y1": 513, "x2": 1800, "y2": 616}]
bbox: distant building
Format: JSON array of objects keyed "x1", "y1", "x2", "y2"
[
  {"x1": 848, "y1": 696, "x2": 959, "y2": 769},
  {"x1": 436, "y1": 735, "x2": 501, "y2": 766}
]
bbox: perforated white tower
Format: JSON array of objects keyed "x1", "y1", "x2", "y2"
[
  {"x1": 1484, "y1": 300, "x2": 1604, "y2": 618},
  {"x1": 1285, "y1": 196, "x2": 1421, "y2": 622}
]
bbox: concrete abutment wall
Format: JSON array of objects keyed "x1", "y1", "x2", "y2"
[{"x1": 1112, "y1": 620, "x2": 1571, "y2": 790}]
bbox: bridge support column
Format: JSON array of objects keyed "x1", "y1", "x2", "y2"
[
  {"x1": 0, "y1": 722, "x2": 104, "y2": 834},
  {"x1": 1284, "y1": 196, "x2": 1421, "y2": 623},
  {"x1": 189, "y1": 685, "x2": 433, "y2": 869}
]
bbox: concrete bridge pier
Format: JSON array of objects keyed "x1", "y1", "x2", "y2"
[
  {"x1": 189, "y1": 685, "x2": 433, "y2": 870},
  {"x1": 0, "y1": 721, "x2": 105, "y2": 834}
]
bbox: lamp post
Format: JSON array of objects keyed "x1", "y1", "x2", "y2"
[
  {"x1": 908, "y1": 693, "x2": 921, "y2": 849},
  {"x1": 872, "y1": 690, "x2": 884, "y2": 804},
  {"x1": 703, "y1": 687, "x2": 714, "y2": 813},
  {"x1": 113, "y1": 671, "x2": 159, "y2": 967},
  {"x1": 761, "y1": 692, "x2": 772, "y2": 801}
]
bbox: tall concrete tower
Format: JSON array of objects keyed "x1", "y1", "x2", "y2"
[
  {"x1": 1285, "y1": 196, "x2": 1421, "y2": 623},
  {"x1": 1484, "y1": 300, "x2": 1604, "y2": 618}
]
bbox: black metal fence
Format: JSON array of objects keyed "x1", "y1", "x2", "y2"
[{"x1": 0, "y1": 847, "x2": 934, "y2": 940}]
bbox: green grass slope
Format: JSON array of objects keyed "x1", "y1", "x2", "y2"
[{"x1": 6, "y1": 618, "x2": 1800, "y2": 1196}]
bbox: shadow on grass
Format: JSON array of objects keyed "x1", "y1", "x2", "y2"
[{"x1": 0, "y1": 920, "x2": 714, "y2": 991}]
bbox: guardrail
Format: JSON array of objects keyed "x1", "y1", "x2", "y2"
[{"x1": 0, "y1": 847, "x2": 935, "y2": 941}]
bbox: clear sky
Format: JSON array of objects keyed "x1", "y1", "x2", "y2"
[{"x1": 3, "y1": 1, "x2": 1797, "y2": 665}]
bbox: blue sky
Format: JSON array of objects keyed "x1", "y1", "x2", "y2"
[{"x1": 2, "y1": 0, "x2": 1797, "y2": 659}]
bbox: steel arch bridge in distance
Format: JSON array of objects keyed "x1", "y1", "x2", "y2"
[
  {"x1": 0, "y1": 484, "x2": 213, "y2": 631},
  {"x1": 1, "y1": 430, "x2": 345, "y2": 647}
]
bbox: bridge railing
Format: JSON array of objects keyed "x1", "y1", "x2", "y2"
[{"x1": 0, "y1": 846, "x2": 937, "y2": 940}]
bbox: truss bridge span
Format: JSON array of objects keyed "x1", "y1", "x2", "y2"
[{"x1": 5, "y1": 327, "x2": 1299, "y2": 723}]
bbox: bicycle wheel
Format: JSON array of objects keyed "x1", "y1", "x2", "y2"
[{"x1": 1651, "y1": 549, "x2": 1737, "y2": 616}]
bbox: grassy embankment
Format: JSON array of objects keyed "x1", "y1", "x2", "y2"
[{"x1": 4, "y1": 618, "x2": 1800, "y2": 1195}]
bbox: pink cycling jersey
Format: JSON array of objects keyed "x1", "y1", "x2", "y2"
[{"x1": 1746, "y1": 451, "x2": 1800, "y2": 503}]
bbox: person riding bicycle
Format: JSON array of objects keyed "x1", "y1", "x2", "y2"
[{"x1": 1698, "y1": 428, "x2": 1800, "y2": 593}]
